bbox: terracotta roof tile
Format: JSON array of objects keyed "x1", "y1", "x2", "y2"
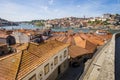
[
  {"x1": 17, "y1": 40, "x2": 69, "y2": 79},
  {"x1": 0, "y1": 40, "x2": 69, "y2": 80},
  {"x1": 73, "y1": 35, "x2": 86, "y2": 48},
  {"x1": 69, "y1": 45, "x2": 89, "y2": 58},
  {"x1": 50, "y1": 32, "x2": 97, "y2": 58},
  {"x1": 0, "y1": 52, "x2": 22, "y2": 80},
  {"x1": 85, "y1": 40, "x2": 97, "y2": 53}
]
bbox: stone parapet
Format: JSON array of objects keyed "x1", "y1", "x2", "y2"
[{"x1": 79, "y1": 33, "x2": 118, "y2": 80}]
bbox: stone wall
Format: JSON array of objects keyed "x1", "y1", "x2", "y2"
[{"x1": 79, "y1": 33, "x2": 117, "y2": 80}]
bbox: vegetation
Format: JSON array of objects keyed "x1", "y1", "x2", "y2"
[
  {"x1": 34, "y1": 22, "x2": 45, "y2": 26},
  {"x1": 102, "y1": 21, "x2": 110, "y2": 25},
  {"x1": 30, "y1": 20, "x2": 45, "y2": 27},
  {"x1": 87, "y1": 19, "x2": 112, "y2": 26}
]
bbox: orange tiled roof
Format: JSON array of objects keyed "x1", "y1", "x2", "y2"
[
  {"x1": 49, "y1": 32, "x2": 112, "y2": 58},
  {"x1": 0, "y1": 40, "x2": 69, "y2": 80},
  {"x1": 73, "y1": 34, "x2": 86, "y2": 48},
  {"x1": 69, "y1": 45, "x2": 89, "y2": 58},
  {"x1": 49, "y1": 33, "x2": 97, "y2": 58},
  {"x1": 0, "y1": 52, "x2": 22, "y2": 80},
  {"x1": 79, "y1": 33, "x2": 105, "y2": 46},
  {"x1": 84, "y1": 40, "x2": 96, "y2": 53}
]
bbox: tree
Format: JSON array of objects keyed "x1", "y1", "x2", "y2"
[{"x1": 34, "y1": 22, "x2": 45, "y2": 27}]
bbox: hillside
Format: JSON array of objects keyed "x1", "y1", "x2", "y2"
[{"x1": 0, "y1": 18, "x2": 18, "y2": 27}]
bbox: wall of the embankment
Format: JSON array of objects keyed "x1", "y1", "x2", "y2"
[{"x1": 79, "y1": 33, "x2": 119, "y2": 80}]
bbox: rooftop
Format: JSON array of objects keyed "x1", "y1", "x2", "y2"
[
  {"x1": 0, "y1": 40, "x2": 69, "y2": 80},
  {"x1": 49, "y1": 32, "x2": 97, "y2": 58}
]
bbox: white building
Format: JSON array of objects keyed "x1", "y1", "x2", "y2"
[
  {"x1": 12, "y1": 30, "x2": 45, "y2": 43},
  {"x1": 12, "y1": 29, "x2": 51, "y2": 44},
  {"x1": 0, "y1": 40, "x2": 69, "y2": 80},
  {"x1": 96, "y1": 30, "x2": 108, "y2": 35}
]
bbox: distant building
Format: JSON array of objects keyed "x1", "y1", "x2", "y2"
[
  {"x1": 103, "y1": 13, "x2": 111, "y2": 19},
  {"x1": 89, "y1": 17, "x2": 95, "y2": 21},
  {"x1": 0, "y1": 30, "x2": 16, "y2": 45},
  {"x1": 96, "y1": 30, "x2": 108, "y2": 35},
  {"x1": 12, "y1": 29, "x2": 51, "y2": 44},
  {"x1": 0, "y1": 40, "x2": 69, "y2": 80}
]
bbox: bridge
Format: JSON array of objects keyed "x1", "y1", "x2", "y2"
[{"x1": 79, "y1": 32, "x2": 120, "y2": 80}]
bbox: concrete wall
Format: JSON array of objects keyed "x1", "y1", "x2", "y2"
[{"x1": 22, "y1": 47, "x2": 69, "y2": 80}]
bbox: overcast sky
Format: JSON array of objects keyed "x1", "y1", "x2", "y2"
[{"x1": 0, "y1": 0, "x2": 120, "y2": 21}]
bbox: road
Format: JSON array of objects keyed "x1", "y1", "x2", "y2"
[{"x1": 57, "y1": 63, "x2": 84, "y2": 80}]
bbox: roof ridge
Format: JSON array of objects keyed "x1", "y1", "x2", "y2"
[
  {"x1": 15, "y1": 50, "x2": 24, "y2": 80},
  {"x1": 0, "y1": 52, "x2": 21, "y2": 61},
  {"x1": 79, "y1": 34, "x2": 85, "y2": 41},
  {"x1": 29, "y1": 42, "x2": 39, "y2": 46}
]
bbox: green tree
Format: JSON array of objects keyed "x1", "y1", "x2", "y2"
[{"x1": 35, "y1": 22, "x2": 45, "y2": 26}]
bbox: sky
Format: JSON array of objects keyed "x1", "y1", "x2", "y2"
[{"x1": 0, "y1": 0, "x2": 120, "y2": 21}]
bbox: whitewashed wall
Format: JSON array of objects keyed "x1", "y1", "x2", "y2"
[
  {"x1": 22, "y1": 47, "x2": 69, "y2": 80},
  {"x1": 12, "y1": 32, "x2": 30, "y2": 43}
]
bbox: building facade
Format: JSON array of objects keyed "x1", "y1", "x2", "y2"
[
  {"x1": 22, "y1": 48, "x2": 69, "y2": 80},
  {"x1": 0, "y1": 40, "x2": 69, "y2": 80}
]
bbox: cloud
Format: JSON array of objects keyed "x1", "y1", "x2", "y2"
[
  {"x1": 48, "y1": 0, "x2": 54, "y2": 5},
  {"x1": 0, "y1": 0, "x2": 119, "y2": 21}
]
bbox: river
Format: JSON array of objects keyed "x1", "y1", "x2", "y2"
[{"x1": 0, "y1": 24, "x2": 119, "y2": 34}]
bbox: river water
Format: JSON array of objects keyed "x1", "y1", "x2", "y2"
[{"x1": 0, "y1": 24, "x2": 119, "y2": 34}]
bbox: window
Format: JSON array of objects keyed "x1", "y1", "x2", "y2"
[
  {"x1": 64, "y1": 50, "x2": 67, "y2": 58},
  {"x1": 29, "y1": 74, "x2": 36, "y2": 80},
  {"x1": 51, "y1": 62, "x2": 53, "y2": 69},
  {"x1": 38, "y1": 71, "x2": 43, "y2": 80},
  {"x1": 54, "y1": 56, "x2": 58, "y2": 65},
  {"x1": 44, "y1": 63, "x2": 49, "y2": 75},
  {"x1": 59, "y1": 55, "x2": 62, "y2": 61}
]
